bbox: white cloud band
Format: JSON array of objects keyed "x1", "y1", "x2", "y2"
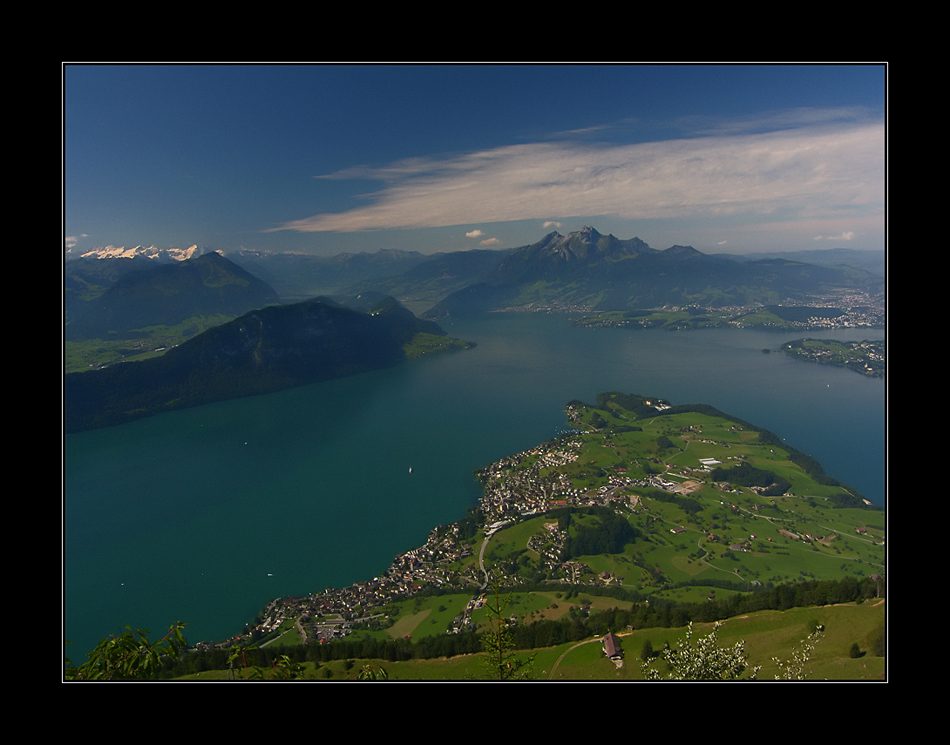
[{"x1": 269, "y1": 121, "x2": 884, "y2": 234}]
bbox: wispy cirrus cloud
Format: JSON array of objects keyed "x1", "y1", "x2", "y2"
[
  {"x1": 65, "y1": 234, "x2": 89, "y2": 250},
  {"x1": 267, "y1": 115, "x2": 883, "y2": 236},
  {"x1": 814, "y1": 231, "x2": 856, "y2": 241}
]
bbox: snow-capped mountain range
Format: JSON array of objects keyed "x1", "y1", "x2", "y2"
[{"x1": 68, "y1": 244, "x2": 206, "y2": 262}]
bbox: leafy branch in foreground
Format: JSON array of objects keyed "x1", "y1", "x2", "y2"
[
  {"x1": 357, "y1": 664, "x2": 390, "y2": 681},
  {"x1": 65, "y1": 622, "x2": 187, "y2": 681},
  {"x1": 256, "y1": 654, "x2": 304, "y2": 680},
  {"x1": 481, "y1": 579, "x2": 536, "y2": 681},
  {"x1": 225, "y1": 645, "x2": 304, "y2": 681}
]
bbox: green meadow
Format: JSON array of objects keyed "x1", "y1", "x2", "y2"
[
  {"x1": 64, "y1": 315, "x2": 235, "y2": 373},
  {"x1": 176, "y1": 598, "x2": 884, "y2": 681}
]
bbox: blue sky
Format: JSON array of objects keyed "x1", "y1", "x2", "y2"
[{"x1": 63, "y1": 63, "x2": 886, "y2": 257}]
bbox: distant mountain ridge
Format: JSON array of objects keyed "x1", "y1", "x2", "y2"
[
  {"x1": 66, "y1": 251, "x2": 280, "y2": 340},
  {"x1": 423, "y1": 227, "x2": 884, "y2": 318},
  {"x1": 64, "y1": 295, "x2": 461, "y2": 433},
  {"x1": 228, "y1": 249, "x2": 431, "y2": 301},
  {"x1": 721, "y1": 247, "x2": 885, "y2": 277},
  {"x1": 66, "y1": 228, "x2": 885, "y2": 322},
  {"x1": 485, "y1": 227, "x2": 653, "y2": 286}
]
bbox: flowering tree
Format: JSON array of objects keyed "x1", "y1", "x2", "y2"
[
  {"x1": 772, "y1": 627, "x2": 824, "y2": 680},
  {"x1": 642, "y1": 622, "x2": 760, "y2": 681}
]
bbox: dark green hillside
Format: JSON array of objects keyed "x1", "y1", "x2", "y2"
[
  {"x1": 560, "y1": 506, "x2": 642, "y2": 559},
  {"x1": 65, "y1": 296, "x2": 471, "y2": 433},
  {"x1": 66, "y1": 252, "x2": 280, "y2": 341},
  {"x1": 65, "y1": 255, "x2": 161, "y2": 304},
  {"x1": 422, "y1": 282, "x2": 517, "y2": 318}
]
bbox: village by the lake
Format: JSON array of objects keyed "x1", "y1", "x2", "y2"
[{"x1": 195, "y1": 391, "x2": 885, "y2": 654}]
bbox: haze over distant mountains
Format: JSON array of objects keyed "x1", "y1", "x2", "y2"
[
  {"x1": 721, "y1": 247, "x2": 885, "y2": 277},
  {"x1": 415, "y1": 227, "x2": 884, "y2": 318},
  {"x1": 65, "y1": 226, "x2": 885, "y2": 331},
  {"x1": 68, "y1": 227, "x2": 883, "y2": 312},
  {"x1": 66, "y1": 251, "x2": 280, "y2": 340},
  {"x1": 64, "y1": 227, "x2": 884, "y2": 431},
  {"x1": 230, "y1": 231, "x2": 883, "y2": 313}
]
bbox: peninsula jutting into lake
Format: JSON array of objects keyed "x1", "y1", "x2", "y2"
[
  {"x1": 779, "y1": 338, "x2": 885, "y2": 377},
  {"x1": 189, "y1": 391, "x2": 883, "y2": 660}
]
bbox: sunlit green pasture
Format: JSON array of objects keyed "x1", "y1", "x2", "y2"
[{"x1": 65, "y1": 315, "x2": 235, "y2": 373}]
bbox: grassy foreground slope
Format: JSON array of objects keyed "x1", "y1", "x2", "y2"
[
  {"x1": 386, "y1": 599, "x2": 885, "y2": 681},
  {"x1": 173, "y1": 598, "x2": 884, "y2": 681}
]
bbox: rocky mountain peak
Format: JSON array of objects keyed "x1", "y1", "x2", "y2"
[{"x1": 576, "y1": 225, "x2": 601, "y2": 241}]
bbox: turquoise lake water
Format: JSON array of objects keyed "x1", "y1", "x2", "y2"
[{"x1": 64, "y1": 314, "x2": 886, "y2": 658}]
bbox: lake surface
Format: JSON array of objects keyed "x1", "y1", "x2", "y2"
[{"x1": 64, "y1": 314, "x2": 886, "y2": 658}]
